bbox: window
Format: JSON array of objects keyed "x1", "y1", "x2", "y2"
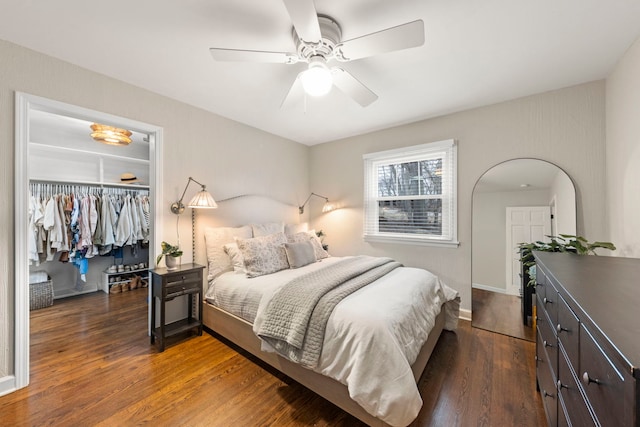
[{"x1": 363, "y1": 139, "x2": 458, "y2": 247}]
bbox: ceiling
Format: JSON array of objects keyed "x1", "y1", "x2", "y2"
[{"x1": 1, "y1": 1, "x2": 639, "y2": 146}]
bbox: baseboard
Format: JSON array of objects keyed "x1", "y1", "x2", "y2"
[
  {"x1": 0, "y1": 375, "x2": 16, "y2": 397},
  {"x1": 458, "y1": 308, "x2": 472, "y2": 322},
  {"x1": 472, "y1": 282, "x2": 507, "y2": 294}
]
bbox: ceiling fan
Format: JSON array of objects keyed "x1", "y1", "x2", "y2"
[{"x1": 209, "y1": 0, "x2": 425, "y2": 107}]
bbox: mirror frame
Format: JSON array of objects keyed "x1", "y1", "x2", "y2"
[{"x1": 470, "y1": 158, "x2": 577, "y2": 339}]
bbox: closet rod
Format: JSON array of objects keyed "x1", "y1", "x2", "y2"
[{"x1": 29, "y1": 178, "x2": 149, "y2": 190}]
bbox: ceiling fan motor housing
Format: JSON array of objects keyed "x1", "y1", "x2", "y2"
[{"x1": 294, "y1": 15, "x2": 342, "y2": 62}]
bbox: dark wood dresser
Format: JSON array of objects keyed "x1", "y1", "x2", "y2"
[{"x1": 534, "y1": 252, "x2": 640, "y2": 427}]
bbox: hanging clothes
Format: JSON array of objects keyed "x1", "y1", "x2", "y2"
[{"x1": 28, "y1": 182, "x2": 150, "y2": 266}]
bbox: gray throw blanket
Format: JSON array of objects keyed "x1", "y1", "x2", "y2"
[{"x1": 257, "y1": 256, "x2": 402, "y2": 368}]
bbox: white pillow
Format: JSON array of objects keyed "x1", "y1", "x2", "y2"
[
  {"x1": 223, "y1": 242, "x2": 246, "y2": 273},
  {"x1": 236, "y1": 232, "x2": 289, "y2": 278},
  {"x1": 288, "y1": 230, "x2": 329, "y2": 260},
  {"x1": 252, "y1": 222, "x2": 285, "y2": 237},
  {"x1": 284, "y1": 241, "x2": 316, "y2": 269},
  {"x1": 204, "y1": 225, "x2": 252, "y2": 280}
]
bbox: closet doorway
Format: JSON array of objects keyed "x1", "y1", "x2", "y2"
[{"x1": 14, "y1": 93, "x2": 163, "y2": 391}]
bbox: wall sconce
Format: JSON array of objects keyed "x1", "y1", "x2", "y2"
[
  {"x1": 299, "y1": 192, "x2": 337, "y2": 214},
  {"x1": 171, "y1": 177, "x2": 218, "y2": 214}
]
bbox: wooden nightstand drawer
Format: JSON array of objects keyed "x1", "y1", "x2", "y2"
[{"x1": 165, "y1": 271, "x2": 201, "y2": 286}]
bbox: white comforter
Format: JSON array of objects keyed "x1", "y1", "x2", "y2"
[{"x1": 205, "y1": 257, "x2": 459, "y2": 427}]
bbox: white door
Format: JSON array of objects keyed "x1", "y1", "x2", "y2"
[{"x1": 505, "y1": 206, "x2": 551, "y2": 295}]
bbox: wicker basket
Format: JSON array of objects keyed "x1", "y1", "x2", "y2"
[{"x1": 30, "y1": 279, "x2": 53, "y2": 310}]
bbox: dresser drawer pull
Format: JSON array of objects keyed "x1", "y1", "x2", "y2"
[
  {"x1": 543, "y1": 340, "x2": 554, "y2": 348},
  {"x1": 582, "y1": 372, "x2": 601, "y2": 386},
  {"x1": 542, "y1": 389, "x2": 555, "y2": 399},
  {"x1": 556, "y1": 323, "x2": 569, "y2": 334},
  {"x1": 557, "y1": 380, "x2": 568, "y2": 390},
  {"x1": 543, "y1": 297, "x2": 553, "y2": 305},
  {"x1": 535, "y1": 355, "x2": 543, "y2": 363}
]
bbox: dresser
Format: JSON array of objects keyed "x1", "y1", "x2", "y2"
[
  {"x1": 534, "y1": 252, "x2": 640, "y2": 427},
  {"x1": 150, "y1": 263, "x2": 205, "y2": 352}
]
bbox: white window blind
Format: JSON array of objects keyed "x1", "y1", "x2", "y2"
[{"x1": 363, "y1": 139, "x2": 458, "y2": 247}]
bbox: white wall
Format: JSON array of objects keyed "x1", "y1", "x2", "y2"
[
  {"x1": 0, "y1": 39, "x2": 308, "y2": 385},
  {"x1": 606, "y1": 35, "x2": 640, "y2": 257},
  {"x1": 309, "y1": 81, "x2": 608, "y2": 315},
  {"x1": 472, "y1": 189, "x2": 550, "y2": 291},
  {"x1": 549, "y1": 170, "x2": 577, "y2": 236}
]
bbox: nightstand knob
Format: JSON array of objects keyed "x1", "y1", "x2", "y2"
[
  {"x1": 543, "y1": 340, "x2": 553, "y2": 348},
  {"x1": 557, "y1": 380, "x2": 568, "y2": 390},
  {"x1": 556, "y1": 323, "x2": 569, "y2": 334},
  {"x1": 543, "y1": 297, "x2": 553, "y2": 305},
  {"x1": 542, "y1": 389, "x2": 555, "y2": 399}
]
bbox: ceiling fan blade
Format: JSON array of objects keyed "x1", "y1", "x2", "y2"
[
  {"x1": 335, "y1": 20, "x2": 425, "y2": 61},
  {"x1": 282, "y1": 0, "x2": 322, "y2": 44},
  {"x1": 210, "y1": 48, "x2": 298, "y2": 64},
  {"x1": 332, "y1": 68, "x2": 378, "y2": 107},
  {"x1": 280, "y1": 75, "x2": 304, "y2": 108}
]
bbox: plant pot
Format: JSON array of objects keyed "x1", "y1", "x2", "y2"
[{"x1": 165, "y1": 255, "x2": 179, "y2": 271}]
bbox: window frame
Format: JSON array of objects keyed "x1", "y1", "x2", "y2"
[{"x1": 363, "y1": 139, "x2": 459, "y2": 247}]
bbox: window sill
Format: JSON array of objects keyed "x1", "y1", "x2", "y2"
[{"x1": 364, "y1": 235, "x2": 460, "y2": 248}]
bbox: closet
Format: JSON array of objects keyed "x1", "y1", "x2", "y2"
[{"x1": 27, "y1": 108, "x2": 152, "y2": 300}]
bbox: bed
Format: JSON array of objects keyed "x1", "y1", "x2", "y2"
[{"x1": 201, "y1": 223, "x2": 459, "y2": 427}]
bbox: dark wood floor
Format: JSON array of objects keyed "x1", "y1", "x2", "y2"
[
  {"x1": 0, "y1": 290, "x2": 546, "y2": 426},
  {"x1": 472, "y1": 287, "x2": 536, "y2": 342}
]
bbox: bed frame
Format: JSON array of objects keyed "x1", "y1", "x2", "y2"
[{"x1": 202, "y1": 301, "x2": 446, "y2": 427}]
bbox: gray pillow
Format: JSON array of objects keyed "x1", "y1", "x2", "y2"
[
  {"x1": 283, "y1": 241, "x2": 317, "y2": 269},
  {"x1": 236, "y1": 232, "x2": 289, "y2": 278}
]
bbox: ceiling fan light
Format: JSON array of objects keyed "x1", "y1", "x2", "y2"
[{"x1": 301, "y1": 61, "x2": 333, "y2": 97}]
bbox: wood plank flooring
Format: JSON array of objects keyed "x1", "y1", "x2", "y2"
[
  {"x1": 0, "y1": 289, "x2": 546, "y2": 426},
  {"x1": 472, "y1": 288, "x2": 536, "y2": 342}
]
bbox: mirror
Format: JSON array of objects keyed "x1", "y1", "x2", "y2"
[{"x1": 471, "y1": 159, "x2": 576, "y2": 341}]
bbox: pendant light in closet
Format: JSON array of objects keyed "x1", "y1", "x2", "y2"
[{"x1": 90, "y1": 123, "x2": 132, "y2": 146}]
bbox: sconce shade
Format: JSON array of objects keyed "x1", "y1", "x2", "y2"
[
  {"x1": 322, "y1": 201, "x2": 337, "y2": 213},
  {"x1": 188, "y1": 190, "x2": 218, "y2": 209},
  {"x1": 171, "y1": 177, "x2": 217, "y2": 214},
  {"x1": 90, "y1": 123, "x2": 132, "y2": 146},
  {"x1": 299, "y1": 192, "x2": 338, "y2": 214}
]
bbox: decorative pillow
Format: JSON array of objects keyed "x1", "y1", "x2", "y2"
[
  {"x1": 204, "y1": 225, "x2": 252, "y2": 280},
  {"x1": 236, "y1": 232, "x2": 289, "y2": 278},
  {"x1": 288, "y1": 230, "x2": 329, "y2": 260},
  {"x1": 251, "y1": 222, "x2": 285, "y2": 237},
  {"x1": 283, "y1": 241, "x2": 316, "y2": 269},
  {"x1": 223, "y1": 242, "x2": 246, "y2": 273},
  {"x1": 285, "y1": 222, "x2": 308, "y2": 236}
]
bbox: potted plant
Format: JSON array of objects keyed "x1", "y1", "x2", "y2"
[
  {"x1": 156, "y1": 241, "x2": 183, "y2": 270},
  {"x1": 518, "y1": 234, "x2": 615, "y2": 287}
]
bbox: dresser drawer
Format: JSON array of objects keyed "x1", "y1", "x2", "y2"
[
  {"x1": 580, "y1": 324, "x2": 626, "y2": 427},
  {"x1": 558, "y1": 344, "x2": 596, "y2": 427},
  {"x1": 537, "y1": 297, "x2": 558, "y2": 373},
  {"x1": 538, "y1": 329, "x2": 558, "y2": 427},
  {"x1": 557, "y1": 294, "x2": 579, "y2": 373},
  {"x1": 539, "y1": 285, "x2": 558, "y2": 327}
]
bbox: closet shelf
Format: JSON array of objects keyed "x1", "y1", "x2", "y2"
[{"x1": 29, "y1": 142, "x2": 150, "y2": 164}]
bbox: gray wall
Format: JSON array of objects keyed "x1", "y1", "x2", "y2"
[
  {"x1": 472, "y1": 189, "x2": 550, "y2": 291},
  {"x1": 309, "y1": 81, "x2": 608, "y2": 316},
  {"x1": 0, "y1": 40, "x2": 308, "y2": 380}
]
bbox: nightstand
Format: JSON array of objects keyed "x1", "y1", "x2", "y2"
[{"x1": 150, "y1": 263, "x2": 205, "y2": 352}]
